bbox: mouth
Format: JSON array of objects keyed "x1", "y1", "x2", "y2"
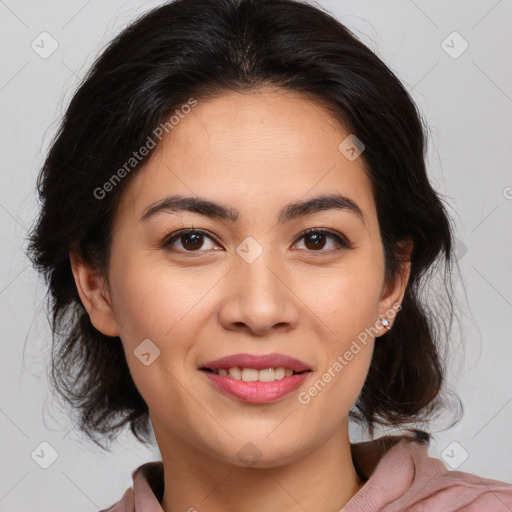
[{"x1": 198, "y1": 353, "x2": 313, "y2": 403}]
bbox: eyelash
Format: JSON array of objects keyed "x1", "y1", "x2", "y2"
[{"x1": 161, "y1": 227, "x2": 352, "y2": 255}]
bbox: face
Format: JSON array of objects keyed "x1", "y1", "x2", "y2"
[{"x1": 73, "y1": 87, "x2": 408, "y2": 467}]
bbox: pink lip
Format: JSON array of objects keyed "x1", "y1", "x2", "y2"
[
  {"x1": 199, "y1": 353, "x2": 312, "y2": 404},
  {"x1": 200, "y1": 353, "x2": 311, "y2": 372},
  {"x1": 201, "y1": 370, "x2": 311, "y2": 403}
]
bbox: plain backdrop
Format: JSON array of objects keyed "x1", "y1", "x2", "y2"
[{"x1": 1, "y1": 0, "x2": 511, "y2": 510}]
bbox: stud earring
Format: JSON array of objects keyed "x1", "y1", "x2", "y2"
[{"x1": 380, "y1": 317, "x2": 390, "y2": 329}]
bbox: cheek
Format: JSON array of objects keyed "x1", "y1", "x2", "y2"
[
  {"x1": 298, "y1": 304, "x2": 376, "y2": 418},
  {"x1": 108, "y1": 250, "x2": 213, "y2": 343},
  {"x1": 303, "y1": 260, "x2": 384, "y2": 334},
  {"x1": 106, "y1": 255, "x2": 202, "y2": 418},
  {"x1": 299, "y1": 257, "x2": 382, "y2": 392}
]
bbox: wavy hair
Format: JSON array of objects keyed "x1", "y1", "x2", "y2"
[{"x1": 27, "y1": 0, "x2": 463, "y2": 451}]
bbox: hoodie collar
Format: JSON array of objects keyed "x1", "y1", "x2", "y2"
[{"x1": 112, "y1": 431, "x2": 512, "y2": 511}]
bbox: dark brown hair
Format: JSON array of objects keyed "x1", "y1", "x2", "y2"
[{"x1": 27, "y1": 0, "x2": 462, "y2": 451}]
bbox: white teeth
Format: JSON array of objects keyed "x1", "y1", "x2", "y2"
[
  {"x1": 241, "y1": 368, "x2": 260, "y2": 382},
  {"x1": 257, "y1": 368, "x2": 275, "y2": 382},
  {"x1": 275, "y1": 367, "x2": 285, "y2": 380},
  {"x1": 228, "y1": 367, "x2": 242, "y2": 380},
  {"x1": 215, "y1": 367, "x2": 298, "y2": 381}
]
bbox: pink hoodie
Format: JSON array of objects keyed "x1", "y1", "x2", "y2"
[{"x1": 99, "y1": 432, "x2": 512, "y2": 511}]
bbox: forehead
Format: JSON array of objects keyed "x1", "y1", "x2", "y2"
[{"x1": 115, "y1": 88, "x2": 377, "y2": 228}]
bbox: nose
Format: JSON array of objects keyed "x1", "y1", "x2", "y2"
[{"x1": 217, "y1": 253, "x2": 300, "y2": 336}]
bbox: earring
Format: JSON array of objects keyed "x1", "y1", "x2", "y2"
[{"x1": 380, "y1": 317, "x2": 390, "y2": 329}]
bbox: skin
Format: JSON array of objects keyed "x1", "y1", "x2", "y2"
[{"x1": 70, "y1": 87, "x2": 412, "y2": 512}]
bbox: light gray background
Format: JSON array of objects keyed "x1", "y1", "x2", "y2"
[{"x1": 1, "y1": 0, "x2": 511, "y2": 510}]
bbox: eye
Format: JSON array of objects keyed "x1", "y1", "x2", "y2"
[
  {"x1": 293, "y1": 228, "x2": 352, "y2": 252},
  {"x1": 162, "y1": 227, "x2": 352, "y2": 255},
  {"x1": 162, "y1": 229, "x2": 220, "y2": 253}
]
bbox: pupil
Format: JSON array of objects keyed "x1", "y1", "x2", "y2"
[
  {"x1": 305, "y1": 232, "x2": 326, "y2": 250},
  {"x1": 183, "y1": 233, "x2": 202, "y2": 250}
]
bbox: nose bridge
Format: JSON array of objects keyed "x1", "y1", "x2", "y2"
[
  {"x1": 235, "y1": 241, "x2": 286, "y2": 304},
  {"x1": 220, "y1": 240, "x2": 298, "y2": 333}
]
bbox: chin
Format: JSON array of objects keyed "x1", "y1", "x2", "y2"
[{"x1": 208, "y1": 433, "x2": 311, "y2": 469}]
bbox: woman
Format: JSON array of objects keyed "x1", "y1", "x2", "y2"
[{"x1": 26, "y1": 0, "x2": 512, "y2": 510}]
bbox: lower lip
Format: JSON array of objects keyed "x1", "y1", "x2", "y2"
[{"x1": 201, "y1": 370, "x2": 311, "y2": 403}]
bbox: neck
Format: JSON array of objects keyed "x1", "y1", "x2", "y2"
[{"x1": 155, "y1": 420, "x2": 364, "y2": 512}]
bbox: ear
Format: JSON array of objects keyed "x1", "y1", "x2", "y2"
[
  {"x1": 69, "y1": 249, "x2": 119, "y2": 337},
  {"x1": 376, "y1": 238, "x2": 413, "y2": 337}
]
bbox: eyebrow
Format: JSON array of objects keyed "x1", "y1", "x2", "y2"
[{"x1": 139, "y1": 193, "x2": 366, "y2": 227}]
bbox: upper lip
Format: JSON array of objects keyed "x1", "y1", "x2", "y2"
[{"x1": 200, "y1": 353, "x2": 311, "y2": 372}]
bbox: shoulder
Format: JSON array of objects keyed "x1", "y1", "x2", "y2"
[
  {"x1": 96, "y1": 461, "x2": 163, "y2": 512},
  {"x1": 346, "y1": 432, "x2": 512, "y2": 511},
  {"x1": 97, "y1": 486, "x2": 134, "y2": 512}
]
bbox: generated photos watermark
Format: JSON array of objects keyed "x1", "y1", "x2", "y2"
[
  {"x1": 298, "y1": 303, "x2": 401, "y2": 405},
  {"x1": 93, "y1": 98, "x2": 198, "y2": 200}
]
